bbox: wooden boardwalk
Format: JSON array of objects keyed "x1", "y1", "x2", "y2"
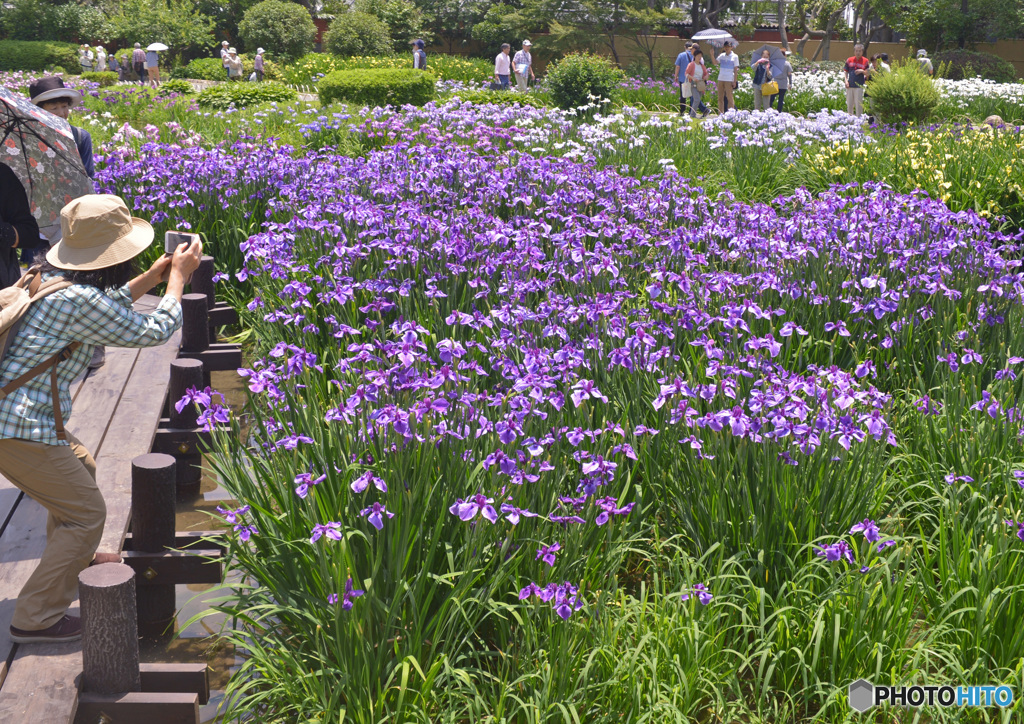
[{"x1": 0, "y1": 295, "x2": 182, "y2": 723}]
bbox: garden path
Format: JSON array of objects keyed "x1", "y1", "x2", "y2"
[{"x1": 0, "y1": 294, "x2": 182, "y2": 723}]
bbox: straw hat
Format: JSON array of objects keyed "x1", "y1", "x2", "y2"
[{"x1": 47, "y1": 195, "x2": 154, "y2": 271}]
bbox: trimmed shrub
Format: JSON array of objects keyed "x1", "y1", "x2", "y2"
[
  {"x1": 445, "y1": 89, "x2": 547, "y2": 108},
  {"x1": 324, "y1": 11, "x2": 393, "y2": 57},
  {"x1": 81, "y1": 70, "x2": 118, "y2": 87},
  {"x1": 238, "y1": 0, "x2": 316, "y2": 62},
  {"x1": 317, "y1": 68, "x2": 436, "y2": 108},
  {"x1": 196, "y1": 81, "x2": 297, "y2": 109},
  {"x1": 545, "y1": 52, "x2": 625, "y2": 111},
  {"x1": 156, "y1": 78, "x2": 194, "y2": 96},
  {"x1": 0, "y1": 40, "x2": 78, "y2": 71},
  {"x1": 290, "y1": 53, "x2": 492, "y2": 83},
  {"x1": 866, "y1": 59, "x2": 941, "y2": 124},
  {"x1": 934, "y1": 50, "x2": 1017, "y2": 83}
]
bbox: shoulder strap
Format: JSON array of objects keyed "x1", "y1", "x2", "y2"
[{"x1": 0, "y1": 271, "x2": 78, "y2": 441}]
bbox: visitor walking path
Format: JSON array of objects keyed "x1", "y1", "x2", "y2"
[{"x1": 0, "y1": 294, "x2": 181, "y2": 723}]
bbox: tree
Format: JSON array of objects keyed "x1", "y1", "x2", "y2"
[
  {"x1": 628, "y1": 0, "x2": 683, "y2": 77},
  {"x1": 238, "y1": 0, "x2": 316, "y2": 60},
  {"x1": 874, "y1": 0, "x2": 1023, "y2": 50},
  {"x1": 324, "y1": 11, "x2": 393, "y2": 56},
  {"x1": 355, "y1": 0, "x2": 424, "y2": 53},
  {"x1": 416, "y1": 0, "x2": 488, "y2": 52},
  {"x1": 471, "y1": 3, "x2": 533, "y2": 56},
  {"x1": 1, "y1": 0, "x2": 111, "y2": 43},
  {"x1": 793, "y1": 0, "x2": 847, "y2": 59},
  {"x1": 106, "y1": 0, "x2": 216, "y2": 66}
]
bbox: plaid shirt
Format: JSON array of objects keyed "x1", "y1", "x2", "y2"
[
  {"x1": 0, "y1": 278, "x2": 181, "y2": 445},
  {"x1": 132, "y1": 48, "x2": 146, "y2": 64}
]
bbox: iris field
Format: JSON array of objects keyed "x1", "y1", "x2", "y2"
[{"x1": 7, "y1": 65, "x2": 1024, "y2": 721}]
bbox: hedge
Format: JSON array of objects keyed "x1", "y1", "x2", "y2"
[
  {"x1": 196, "y1": 81, "x2": 297, "y2": 109},
  {"x1": 81, "y1": 71, "x2": 118, "y2": 87},
  {"x1": 934, "y1": 50, "x2": 1018, "y2": 83},
  {"x1": 0, "y1": 40, "x2": 78, "y2": 71},
  {"x1": 445, "y1": 89, "x2": 547, "y2": 108},
  {"x1": 317, "y1": 68, "x2": 436, "y2": 108}
]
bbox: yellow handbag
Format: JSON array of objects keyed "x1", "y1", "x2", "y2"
[{"x1": 761, "y1": 80, "x2": 780, "y2": 96}]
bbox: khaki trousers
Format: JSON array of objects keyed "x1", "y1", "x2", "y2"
[
  {"x1": 717, "y1": 80, "x2": 734, "y2": 114},
  {"x1": 846, "y1": 86, "x2": 864, "y2": 116},
  {"x1": 0, "y1": 431, "x2": 103, "y2": 631}
]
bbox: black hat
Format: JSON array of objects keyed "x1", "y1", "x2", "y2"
[{"x1": 28, "y1": 76, "x2": 82, "y2": 108}]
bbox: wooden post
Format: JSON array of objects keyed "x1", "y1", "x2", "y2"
[
  {"x1": 167, "y1": 358, "x2": 204, "y2": 429},
  {"x1": 80, "y1": 563, "x2": 141, "y2": 695},
  {"x1": 180, "y1": 294, "x2": 209, "y2": 355},
  {"x1": 189, "y1": 256, "x2": 216, "y2": 309},
  {"x1": 166, "y1": 359, "x2": 206, "y2": 499},
  {"x1": 131, "y1": 453, "x2": 177, "y2": 638}
]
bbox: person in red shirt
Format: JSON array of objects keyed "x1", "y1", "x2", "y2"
[{"x1": 844, "y1": 44, "x2": 870, "y2": 117}]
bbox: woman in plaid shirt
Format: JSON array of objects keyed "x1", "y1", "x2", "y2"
[{"x1": 2, "y1": 194, "x2": 202, "y2": 644}]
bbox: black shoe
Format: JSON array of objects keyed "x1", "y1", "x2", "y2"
[
  {"x1": 88, "y1": 346, "x2": 105, "y2": 370},
  {"x1": 10, "y1": 615, "x2": 82, "y2": 644}
]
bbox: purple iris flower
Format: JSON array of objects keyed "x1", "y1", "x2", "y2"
[
  {"x1": 331, "y1": 577, "x2": 364, "y2": 610},
  {"x1": 310, "y1": 521, "x2": 343, "y2": 543},
  {"x1": 294, "y1": 471, "x2": 327, "y2": 499},
  {"x1": 450, "y1": 494, "x2": 498, "y2": 523},
  {"x1": 536, "y1": 542, "x2": 561, "y2": 567},
  {"x1": 351, "y1": 470, "x2": 387, "y2": 494},
  {"x1": 815, "y1": 540, "x2": 854, "y2": 564},
  {"x1": 1005, "y1": 521, "x2": 1024, "y2": 542},
  {"x1": 681, "y1": 583, "x2": 713, "y2": 605},
  {"x1": 217, "y1": 504, "x2": 250, "y2": 525},
  {"x1": 175, "y1": 385, "x2": 212, "y2": 413},
  {"x1": 849, "y1": 519, "x2": 880, "y2": 543},
  {"x1": 500, "y1": 503, "x2": 538, "y2": 525},
  {"x1": 359, "y1": 502, "x2": 394, "y2": 530}
]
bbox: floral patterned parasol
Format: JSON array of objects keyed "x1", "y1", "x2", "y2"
[{"x1": 0, "y1": 86, "x2": 93, "y2": 228}]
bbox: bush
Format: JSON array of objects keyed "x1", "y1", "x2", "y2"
[
  {"x1": 0, "y1": 40, "x2": 78, "y2": 71},
  {"x1": 196, "y1": 80, "x2": 297, "y2": 109},
  {"x1": 283, "y1": 53, "x2": 341, "y2": 84},
  {"x1": 866, "y1": 59, "x2": 941, "y2": 124},
  {"x1": 80, "y1": 70, "x2": 118, "y2": 87},
  {"x1": 238, "y1": 0, "x2": 316, "y2": 62},
  {"x1": 354, "y1": 0, "x2": 423, "y2": 54},
  {"x1": 287, "y1": 53, "x2": 492, "y2": 84},
  {"x1": 156, "y1": 78, "x2": 194, "y2": 96},
  {"x1": 545, "y1": 52, "x2": 626, "y2": 111},
  {"x1": 934, "y1": 50, "x2": 1017, "y2": 83},
  {"x1": 445, "y1": 89, "x2": 547, "y2": 107},
  {"x1": 324, "y1": 11, "x2": 393, "y2": 57},
  {"x1": 317, "y1": 68, "x2": 436, "y2": 108}
]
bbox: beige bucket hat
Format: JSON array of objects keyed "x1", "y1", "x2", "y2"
[{"x1": 47, "y1": 195, "x2": 154, "y2": 271}]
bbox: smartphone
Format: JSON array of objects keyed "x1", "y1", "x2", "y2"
[{"x1": 165, "y1": 230, "x2": 198, "y2": 255}]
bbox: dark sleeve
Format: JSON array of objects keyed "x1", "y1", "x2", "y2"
[
  {"x1": 75, "y1": 127, "x2": 95, "y2": 179},
  {"x1": 0, "y1": 164, "x2": 40, "y2": 256}
]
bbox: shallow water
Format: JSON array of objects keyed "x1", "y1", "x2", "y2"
[{"x1": 136, "y1": 367, "x2": 248, "y2": 722}]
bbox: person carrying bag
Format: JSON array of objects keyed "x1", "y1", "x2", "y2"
[{"x1": 0, "y1": 194, "x2": 202, "y2": 645}]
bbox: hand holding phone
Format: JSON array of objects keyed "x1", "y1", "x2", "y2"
[{"x1": 165, "y1": 230, "x2": 199, "y2": 256}]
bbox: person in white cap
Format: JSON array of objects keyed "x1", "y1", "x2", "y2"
[
  {"x1": 94, "y1": 46, "x2": 106, "y2": 74},
  {"x1": 513, "y1": 39, "x2": 534, "y2": 92},
  {"x1": 254, "y1": 47, "x2": 265, "y2": 82},
  {"x1": 78, "y1": 45, "x2": 94, "y2": 74},
  {"x1": 220, "y1": 40, "x2": 230, "y2": 78},
  {"x1": 226, "y1": 47, "x2": 243, "y2": 80},
  {"x1": 916, "y1": 48, "x2": 933, "y2": 75},
  {"x1": 0, "y1": 194, "x2": 202, "y2": 645}
]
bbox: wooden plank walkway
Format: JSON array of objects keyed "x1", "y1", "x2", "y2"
[{"x1": 0, "y1": 295, "x2": 182, "y2": 723}]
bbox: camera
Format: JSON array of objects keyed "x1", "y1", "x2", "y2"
[{"x1": 164, "y1": 230, "x2": 198, "y2": 255}]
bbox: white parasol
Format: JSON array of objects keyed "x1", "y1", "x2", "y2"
[
  {"x1": 146, "y1": 43, "x2": 169, "y2": 52},
  {"x1": 690, "y1": 29, "x2": 737, "y2": 48}
]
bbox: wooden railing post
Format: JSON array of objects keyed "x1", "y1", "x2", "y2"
[
  {"x1": 80, "y1": 563, "x2": 141, "y2": 694},
  {"x1": 180, "y1": 293, "x2": 209, "y2": 356},
  {"x1": 131, "y1": 453, "x2": 177, "y2": 639},
  {"x1": 189, "y1": 255, "x2": 216, "y2": 309},
  {"x1": 166, "y1": 359, "x2": 205, "y2": 499}
]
